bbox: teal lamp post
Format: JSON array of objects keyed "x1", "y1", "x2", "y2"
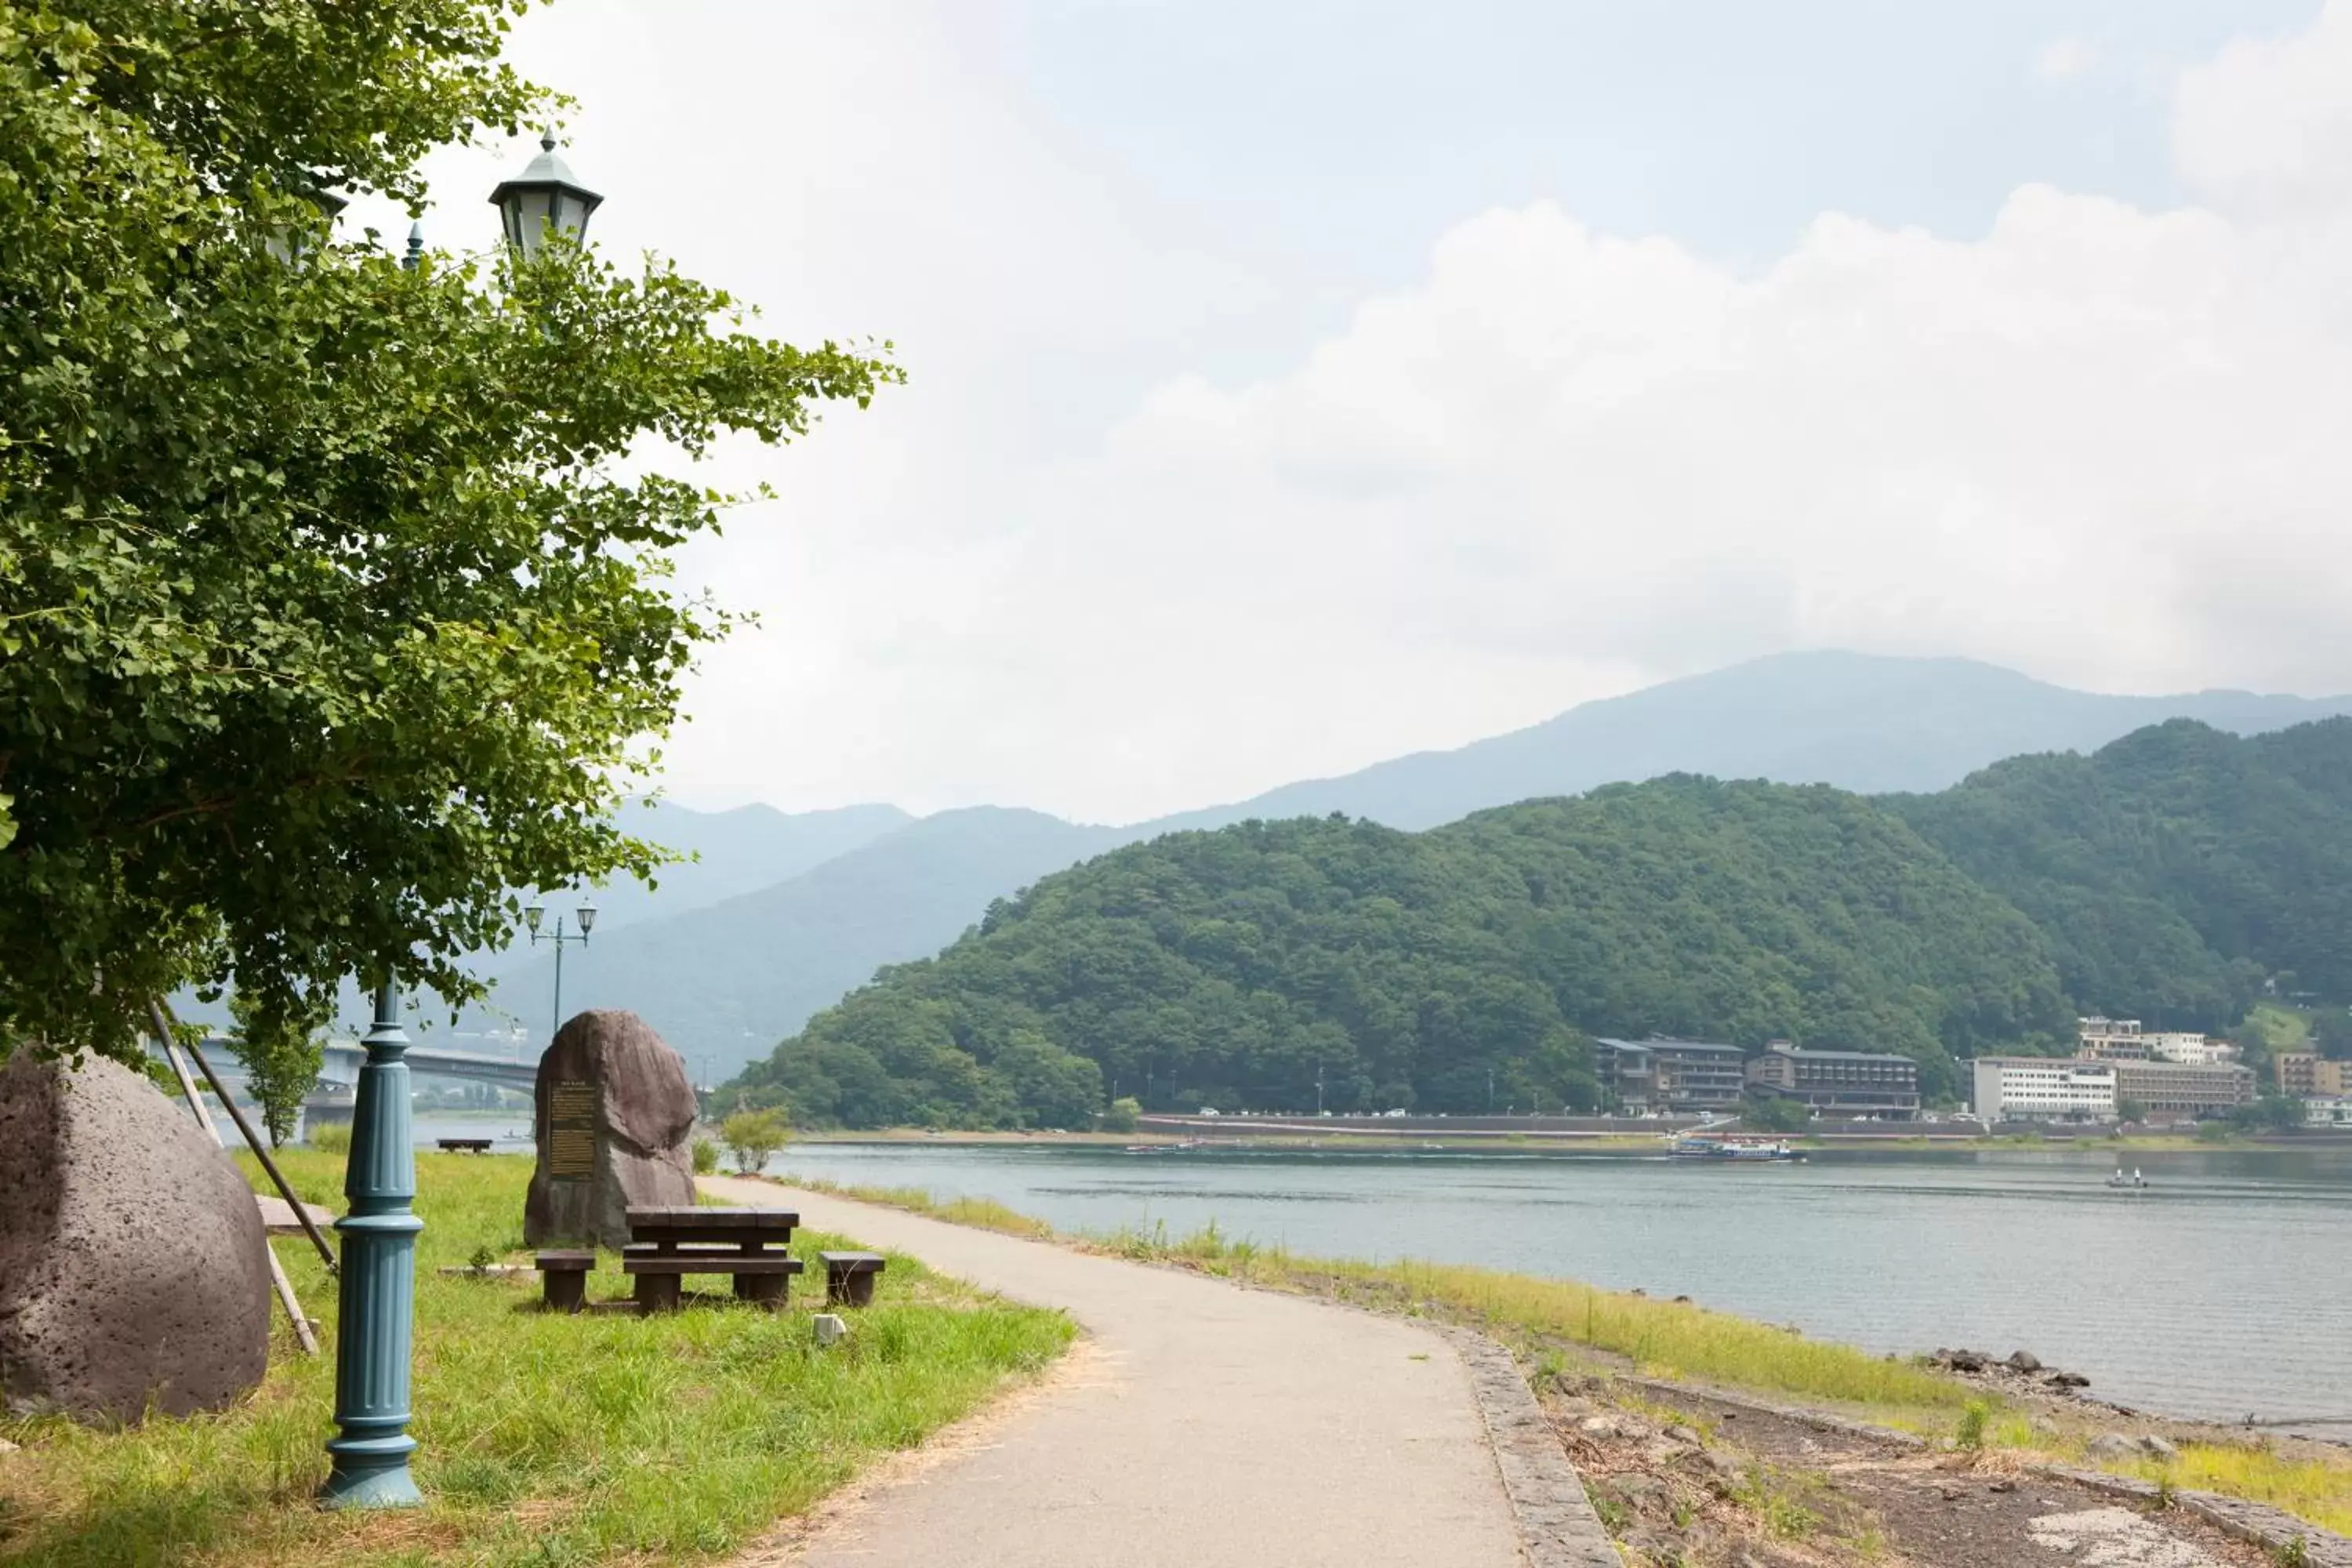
[
  {"x1": 319, "y1": 981, "x2": 425, "y2": 1508},
  {"x1": 320, "y1": 129, "x2": 605, "y2": 1511}
]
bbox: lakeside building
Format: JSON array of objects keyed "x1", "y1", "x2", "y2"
[
  {"x1": 2110, "y1": 1058, "x2": 2256, "y2": 1119},
  {"x1": 2277, "y1": 1053, "x2": 2350, "y2": 1097},
  {"x1": 1970, "y1": 1056, "x2": 2117, "y2": 1123},
  {"x1": 2076, "y1": 1016, "x2": 2148, "y2": 1060},
  {"x1": 2303, "y1": 1096, "x2": 2352, "y2": 1128},
  {"x1": 2146, "y1": 1033, "x2": 2238, "y2": 1065},
  {"x1": 2074, "y1": 1020, "x2": 2236, "y2": 1065},
  {"x1": 1594, "y1": 1037, "x2": 1747, "y2": 1113},
  {"x1": 1743, "y1": 1044, "x2": 1920, "y2": 1120}
]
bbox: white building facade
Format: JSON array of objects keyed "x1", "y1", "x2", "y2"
[
  {"x1": 1972, "y1": 1056, "x2": 2118, "y2": 1122},
  {"x1": 2146, "y1": 1033, "x2": 2237, "y2": 1065}
]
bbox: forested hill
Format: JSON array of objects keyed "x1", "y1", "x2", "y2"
[
  {"x1": 728, "y1": 719, "x2": 2352, "y2": 1129},
  {"x1": 1890, "y1": 718, "x2": 2352, "y2": 1029},
  {"x1": 731, "y1": 776, "x2": 2077, "y2": 1127}
]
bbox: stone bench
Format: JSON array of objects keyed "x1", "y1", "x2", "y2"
[
  {"x1": 622, "y1": 1205, "x2": 801, "y2": 1316},
  {"x1": 819, "y1": 1250, "x2": 887, "y2": 1307},
  {"x1": 436, "y1": 1138, "x2": 493, "y2": 1153},
  {"x1": 622, "y1": 1249, "x2": 804, "y2": 1313},
  {"x1": 533, "y1": 1250, "x2": 595, "y2": 1313}
]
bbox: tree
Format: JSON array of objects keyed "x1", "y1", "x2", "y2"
[
  {"x1": 2231, "y1": 1095, "x2": 2309, "y2": 1134},
  {"x1": 720, "y1": 1108, "x2": 790, "y2": 1174},
  {"x1": 2314, "y1": 1009, "x2": 2352, "y2": 1062},
  {"x1": 1738, "y1": 1093, "x2": 1812, "y2": 1134},
  {"x1": 0, "y1": 2, "x2": 896, "y2": 1066},
  {"x1": 1099, "y1": 1095, "x2": 1142, "y2": 1134},
  {"x1": 2114, "y1": 1098, "x2": 2149, "y2": 1127},
  {"x1": 227, "y1": 989, "x2": 328, "y2": 1147}
]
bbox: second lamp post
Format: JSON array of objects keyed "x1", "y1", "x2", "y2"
[{"x1": 524, "y1": 896, "x2": 598, "y2": 1043}]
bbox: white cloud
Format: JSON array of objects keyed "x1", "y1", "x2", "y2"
[
  {"x1": 2175, "y1": 0, "x2": 2352, "y2": 215},
  {"x1": 416, "y1": 2, "x2": 2352, "y2": 825},
  {"x1": 2034, "y1": 37, "x2": 2101, "y2": 82}
]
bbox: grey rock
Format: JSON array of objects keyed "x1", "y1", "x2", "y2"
[
  {"x1": 1674, "y1": 1446, "x2": 1742, "y2": 1491},
  {"x1": 2136, "y1": 1435, "x2": 2179, "y2": 1461},
  {"x1": 2085, "y1": 1433, "x2": 2140, "y2": 1461},
  {"x1": 0, "y1": 1052, "x2": 271, "y2": 1423},
  {"x1": 1577, "y1": 1414, "x2": 1625, "y2": 1439},
  {"x1": 524, "y1": 1010, "x2": 699, "y2": 1250},
  {"x1": 1603, "y1": 1473, "x2": 1667, "y2": 1508},
  {"x1": 1663, "y1": 1423, "x2": 1703, "y2": 1446},
  {"x1": 2006, "y1": 1348, "x2": 2042, "y2": 1373}
]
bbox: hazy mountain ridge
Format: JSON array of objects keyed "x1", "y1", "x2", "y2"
[
  {"x1": 471, "y1": 808, "x2": 1127, "y2": 1066},
  {"x1": 1152, "y1": 652, "x2": 2352, "y2": 833}
]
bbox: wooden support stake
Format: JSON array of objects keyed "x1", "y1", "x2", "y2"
[
  {"x1": 264, "y1": 1239, "x2": 321, "y2": 1356},
  {"x1": 154, "y1": 1000, "x2": 337, "y2": 1276},
  {"x1": 151, "y1": 1014, "x2": 319, "y2": 1354}
]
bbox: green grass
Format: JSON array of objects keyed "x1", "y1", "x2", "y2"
[
  {"x1": 2100, "y1": 1443, "x2": 2352, "y2": 1538},
  {"x1": 2243, "y1": 1000, "x2": 2315, "y2": 1052},
  {"x1": 0, "y1": 1152, "x2": 1071, "y2": 1568},
  {"x1": 1091, "y1": 1220, "x2": 1970, "y2": 1412},
  {"x1": 784, "y1": 1180, "x2": 1056, "y2": 1240}
]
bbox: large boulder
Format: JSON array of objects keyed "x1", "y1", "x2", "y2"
[
  {"x1": 0, "y1": 1051, "x2": 273, "y2": 1422},
  {"x1": 523, "y1": 1011, "x2": 697, "y2": 1250}
]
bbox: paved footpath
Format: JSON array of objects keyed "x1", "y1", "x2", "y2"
[{"x1": 702, "y1": 1177, "x2": 1528, "y2": 1566}]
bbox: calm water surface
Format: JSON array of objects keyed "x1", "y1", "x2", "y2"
[{"x1": 765, "y1": 1141, "x2": 2352, "y2": 1432}]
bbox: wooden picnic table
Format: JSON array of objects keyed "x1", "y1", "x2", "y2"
[{"x1": 621, "y1": 1206, "x2": 803, "y2": 1314}]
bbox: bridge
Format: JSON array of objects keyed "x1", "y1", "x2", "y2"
[
  {"x1": 201, "y1": 1035, "x2": 538, "y2": 1094},
  {"x1": 319, "y1": 1039, "x2": 538, "y2": 1092}
]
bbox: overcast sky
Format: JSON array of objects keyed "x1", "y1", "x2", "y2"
[{"x1": 350, "y1": 0, "x2": 2352, "y2": 825}]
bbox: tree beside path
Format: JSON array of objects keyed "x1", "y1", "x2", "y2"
[{"x1": 0, "y1": 0, "x2": 898, "y2": 1064}]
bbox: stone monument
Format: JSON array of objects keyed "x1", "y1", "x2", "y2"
[
  {"x1": 0, "y1": 1051, "x2": 273, "y2": 1422},
  {"x1": 523, "y1": 1010, "x2": 697, "y2": 1249}
]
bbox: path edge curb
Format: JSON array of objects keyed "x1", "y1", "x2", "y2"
[{"x1": 1442, "y1": 1327, "x2": 1623, "y2": 1567}]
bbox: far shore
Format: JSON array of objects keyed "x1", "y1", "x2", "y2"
[{"x1": 791, "y1": 1123, "x2": 2343, "y2": 1153}]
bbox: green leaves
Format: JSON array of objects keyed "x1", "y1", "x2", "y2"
[{"x1": 2, "y1": 1, "x2": 897, "y2": 1062}]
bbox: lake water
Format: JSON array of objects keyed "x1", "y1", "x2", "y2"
[{"x1": 764, "y1": 1141, "x2": 2352, "y2": 1433}]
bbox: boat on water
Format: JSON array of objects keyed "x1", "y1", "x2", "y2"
[
  {"x1": 2107, "y1": 1167, "x2": 2150, "y2": 1189},
  {"x1": 1669, "y1": 1134, "x2": 1806, "y2": 1162}
]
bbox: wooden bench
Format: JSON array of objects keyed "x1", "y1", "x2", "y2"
[
  {"x1": 534, "y1": 1250, "x2": 595, "y2": 1313},
  {"x1": 436, "y1": 1138, "x2": 494, "y2": 1153},
  {"x1": 818, "y1": 1250, "x2": 887, "y2": 1307},
  {"x1": 622, "y1": 1206, "x2": 803, "y2": 1316}
]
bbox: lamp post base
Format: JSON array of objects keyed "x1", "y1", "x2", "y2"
[{"x1": 318, "y1": 1449, "x2": 423, "y2": 1510}]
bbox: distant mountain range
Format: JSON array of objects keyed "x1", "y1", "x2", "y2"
[
  {"x1": 457, "y1": 652, "x2": 2352, "y2": 1079},
  {"x1": 1155, "y1": 652, "x2": 2352, "y2": 832}
]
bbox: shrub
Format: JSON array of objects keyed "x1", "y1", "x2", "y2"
[
  {"x1": 1955, "y1": 1399, "x2": 1991, "y2": 1451},
  {"x1": 307, "y1": 1120, "x2": 352, "y2": 1155},
  {"x1": 720, "y1": 1108, "x2": 791, "y2": 1174},
  {"x1": 690, "y1": 1135, "x2": 720, "y2": 1174},
  {"x1": 1099, "y1": 1096, "x2": 1142, "y2": 1134}
]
